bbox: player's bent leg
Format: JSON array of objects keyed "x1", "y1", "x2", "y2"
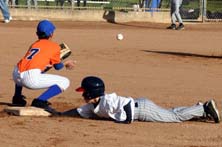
[
  {"x1": 11, "y1": 84, "x2": 27, "y2": 106},
  {"x1": 37, "y1": 85, "x2": 62, "y2": 101},
  {"x1": 22, "y1": 72, "x2": 70, "y2": 90},
  {"x1": 20, "y1": 70, "x2": 70, "y2": 114}
]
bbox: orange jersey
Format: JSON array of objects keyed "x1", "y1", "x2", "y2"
[{"x1": 18, "y1": 39, "x2": 61, "y2": 72}]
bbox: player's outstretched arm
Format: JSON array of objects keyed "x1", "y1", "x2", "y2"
[{"x1": 60, "y1": 108, "x2": 81, "y2": 117}]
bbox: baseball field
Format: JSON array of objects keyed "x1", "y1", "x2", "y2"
[{"x1": 0, "y1": 21, "x2": 222, "y2": 147}]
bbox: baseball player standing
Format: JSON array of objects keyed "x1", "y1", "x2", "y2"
[
  {"x1": 167, "y1": 0, "x2": 184, "y2": 30},
  {"x1": 0, "y1": 0, "x2": 12, "y2": 23},
  {"x1": 12, "y1": 20, "x2": 75, "y2": 111},
  {"x1": 61, "y1": 76, "x2": 220, "y2": 124}
]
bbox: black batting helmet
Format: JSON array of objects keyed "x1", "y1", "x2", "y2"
[{"x1": 76, "y1": 76, "x2": 105, "y2": 99}]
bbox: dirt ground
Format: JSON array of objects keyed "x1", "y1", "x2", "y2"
[{"x1": 0, "y1": 21, "x2": 222, "y2": 147}]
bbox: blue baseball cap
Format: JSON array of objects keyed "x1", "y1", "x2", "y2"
[{"x1": 37, "y1": 20, "x2": 56, "y2": 37}]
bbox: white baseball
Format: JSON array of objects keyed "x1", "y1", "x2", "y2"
[{"x1": 117, "y1": 33, "x2": 124, "y2": 40}]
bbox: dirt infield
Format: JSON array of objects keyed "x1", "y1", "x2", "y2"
[{"x1": 0, "y1": 21, "x2": 222, "y2": 147}]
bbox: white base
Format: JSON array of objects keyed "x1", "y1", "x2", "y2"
[{"x1": 4, "y1": 106, "x2": 51, "y2": 116}]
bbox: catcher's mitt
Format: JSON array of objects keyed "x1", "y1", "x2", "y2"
[{"x1": 60, "y1": 42, "x2": 72, "y2": 60}]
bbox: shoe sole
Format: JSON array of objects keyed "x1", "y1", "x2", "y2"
[
  {"x1": 167, "y1": 27, "x2": 176, "y2": 30},
  {"x1": 176, "y1": 27, "x2": 184, "y2": 30},
  {"x1": 208, "y1": 100, "x2": 220, "y2": 123},
  {"x1": 4, "y1": 20, "x2": 10, "y2": 23}
]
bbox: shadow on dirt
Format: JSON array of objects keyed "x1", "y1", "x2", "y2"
[
  {"x1": 102, "y1": 10, "x2": 165, "y2": 29},
  {"x1": 113, "y1": 22, "x2": 166, "y2": 30},
  {"x1": 0, "y1": 102, "x2": 17, "y2": 106},
  {"x1": 142, "y1": 50, "x2": 222, "y2": 59}
]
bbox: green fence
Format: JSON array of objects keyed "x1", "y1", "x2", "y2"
[{"x1": 205, "y1": 0, "x2": 222, "y2": 20}]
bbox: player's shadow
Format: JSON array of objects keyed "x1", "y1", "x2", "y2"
[
  {"x1": 142, "y1": 50, "x2": 222, "y2": 59},
  {"x1": 0, "y1": 102, "x2": 16, "y2": 106},
  {"x1": 114, "y1": 22, "x2": 166, "y2": 30},
  {"x1": 102, "y1": 10, "x2": 165, "y2": 29}
]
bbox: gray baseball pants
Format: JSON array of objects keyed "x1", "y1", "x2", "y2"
[
  {"x1": 134, "y1": 98, "x2": 204, "y2": 122},
  {"x1": 171, "y1": 0, "x2": 183, "y2": 24}
]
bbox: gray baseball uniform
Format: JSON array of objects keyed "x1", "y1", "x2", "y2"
[
  {"x1": 134, "y1": 98, "x2": 204, "y2": 122},
  {"x1": 76, "y1": 93, "x2": 205, "y2": 123},
  {"x1": 171, "y1": 0, "x2": 183, "y2": 24}
]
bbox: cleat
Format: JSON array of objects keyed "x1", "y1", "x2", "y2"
[
  {"x1": 4, "y1": 16, "x2": 12, "y2": 23},
  {"x1": 4, "y1": 19, "x2": 10, "y2": 23},
  {"x1": 176, "y1": 23, "x2": 185, "y2": 30},
  {"x1": 204, "y1": 100, "x2": 220, "y2": 123},
  {"x1": 31, "y1": 99, "x2": 50, "y2": 108},
  {"x1": 31, "y1": 99, "x2": 59, "y2": 115},
  {"x1": 12, "y1": 95, "x2": 27, "y2": 106},
  {"x1": 167, "y1": 24, "x2": 176, "y2": 30}
]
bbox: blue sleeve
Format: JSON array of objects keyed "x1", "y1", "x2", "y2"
[{"x1": 53, "y1": 62, "x2": 64, "y2": 70}]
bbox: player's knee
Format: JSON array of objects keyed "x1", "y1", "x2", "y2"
[{"x1": 60, "y1": 78, "x2": 70, "y2": 90}]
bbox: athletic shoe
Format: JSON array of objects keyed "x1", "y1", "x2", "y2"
[
  {"x1": 204, "y1": 99, "x2": 220, "y2": 123},
  {"x1": 4, "y1": 19, "x2": 10, "y2": 23},
  {"x1": 176, "y1": 23, "x2": 185, "y2": 30},
  {"x1": 167, "y1": 24, "x2": 176, "y2": 30},
  {"x1": 31, "y1": 99, "x2": 60, "y2": 115},
  {"x1": 4, "y1": 16, "x2": 12, "y2": 23},
  {"x1": 12, "y1": 95, "x2": 27, "y2": 106},
  {"x1": 31, "y1": 99, "x2": 51, "y2": 108},
  {"x1": 196, "y1": 101, "x2": 203, "y2": 105}
]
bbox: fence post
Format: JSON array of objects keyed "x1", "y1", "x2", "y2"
[{"x1": 202, "y1": 0, "x2": 207, "y2": 22}]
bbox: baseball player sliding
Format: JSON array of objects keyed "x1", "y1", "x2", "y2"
[
  {"x1": 61, "y1": 76, "x2": 220, "y2": 124},
  {"x1": 12, "y1": 20, "x2": 75, "y2": 111}
]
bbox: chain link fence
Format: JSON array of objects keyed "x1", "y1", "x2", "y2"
[
  {"x1": 160, "y1": 0, "x2": 221, "y2": 22},
  {"x1": 5, "y1": 0, "x2": 222, "y2": 22},
  {"x1": 205, "y1": 0, "x2": 222, "y2": 21}
]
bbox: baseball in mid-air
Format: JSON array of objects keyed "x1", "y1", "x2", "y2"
[{"x1": 117, "y1": 33, "x2": 124, "y2": 40}]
